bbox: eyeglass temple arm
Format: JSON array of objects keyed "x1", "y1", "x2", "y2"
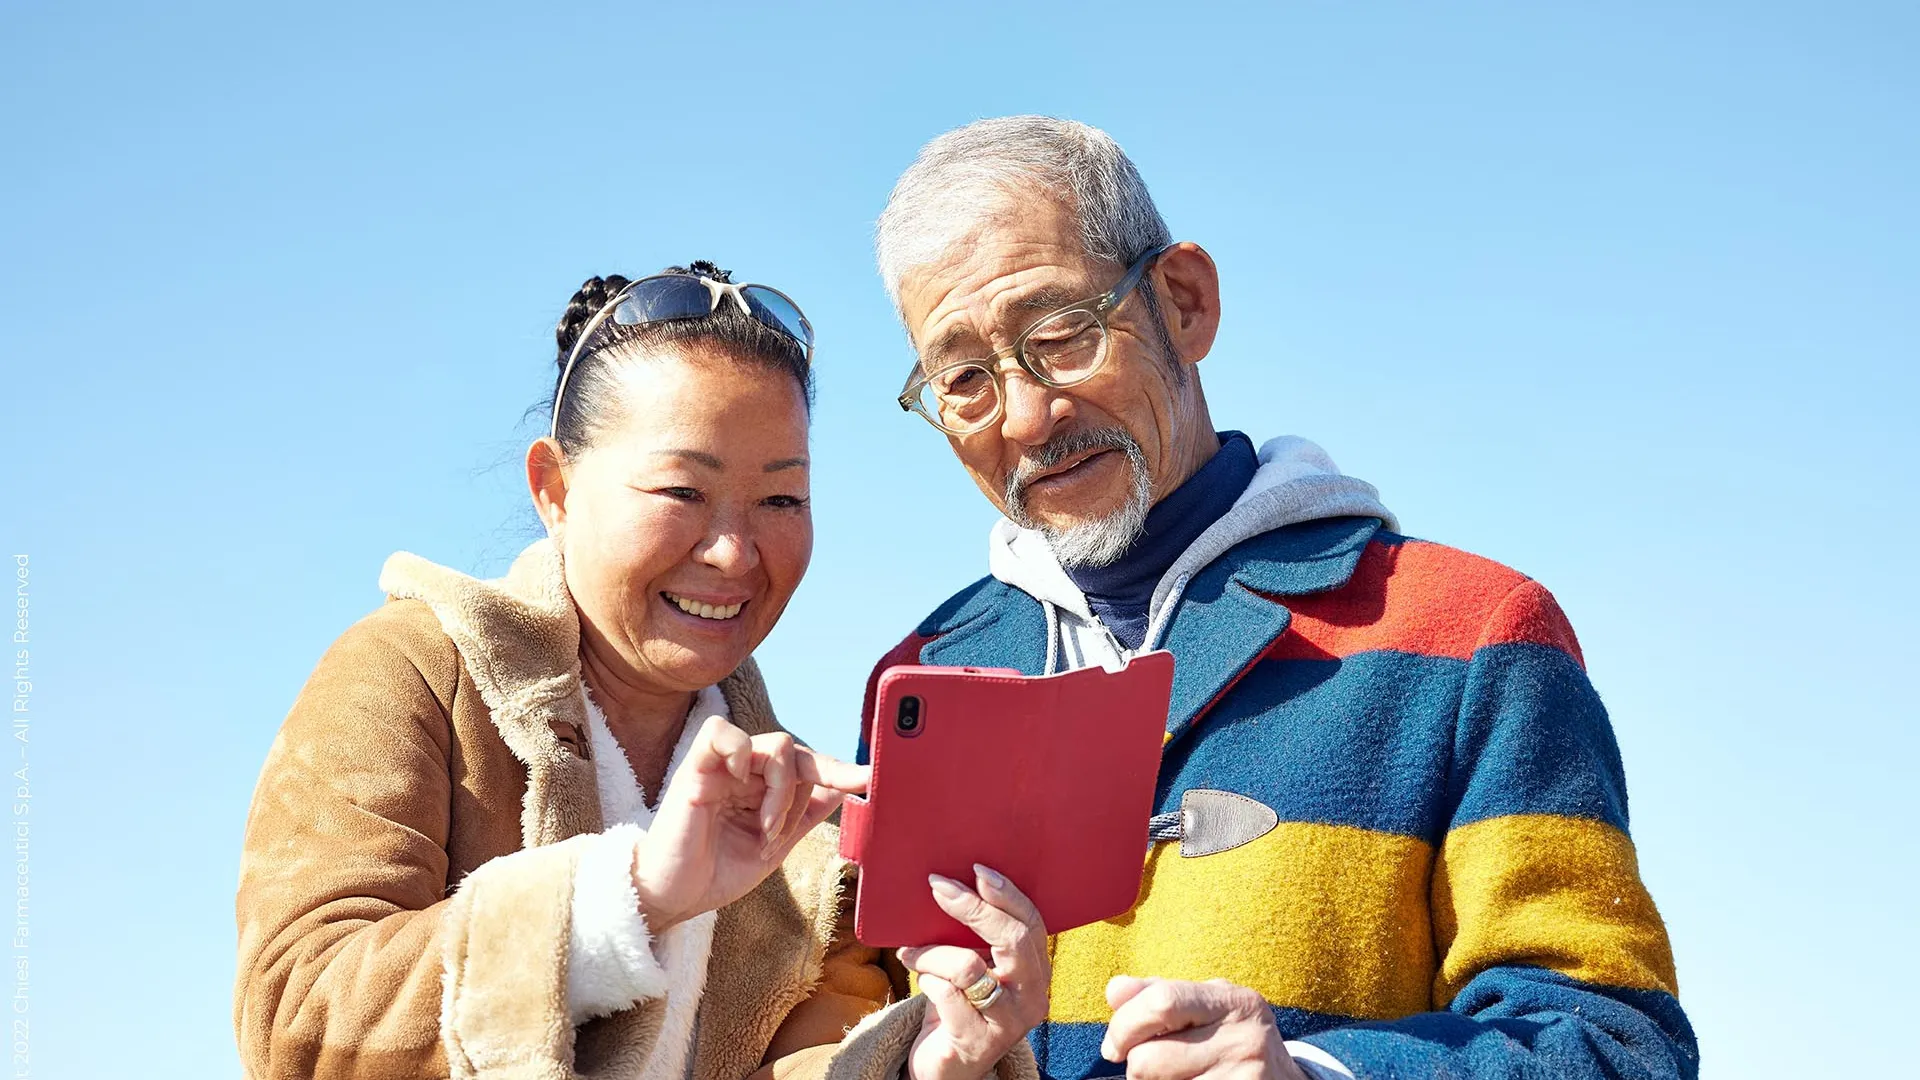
[
  {"x1": 551, "y1": 283, "x2": 637, "y2": 438},
  {"x1": 1104, "y1": 242, "x2": 1176, "y2": 309}
]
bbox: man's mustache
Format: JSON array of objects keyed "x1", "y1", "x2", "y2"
[{"x1": 1004, "y1": 427, "x2": 1143, "y2": 510}]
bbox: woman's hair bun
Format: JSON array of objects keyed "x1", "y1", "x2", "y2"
[
  {"x1": 666, "y1": 259, "x2": 733, "y2": 284},
  {"x1": 555, "y1": 274, "x2": 632, "y2": 367}
]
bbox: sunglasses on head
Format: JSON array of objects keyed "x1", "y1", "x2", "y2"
[{"x1": 552, "y1": 273, "x2": 816, "y2": 437}]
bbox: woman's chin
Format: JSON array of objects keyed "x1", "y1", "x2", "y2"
[{"x1": 638, "y1": 631, "x2": 759, "y2": 693}]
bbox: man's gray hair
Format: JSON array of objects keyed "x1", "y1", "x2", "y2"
[{"x1": 875, "y1": 116, "x2": 1172, "y2": 310}]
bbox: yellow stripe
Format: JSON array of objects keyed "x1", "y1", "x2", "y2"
[
  {"x1": 1048, "y1": 821, "x2": 1434, "y2": 1023},
  {"x1": 1434, "y1": 814, "x2": 1678, "y2": 1003}
]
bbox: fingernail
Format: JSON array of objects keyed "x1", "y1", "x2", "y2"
[
  {"x1": 1100, "y1": 1040, "x2": 1117, "y2": 1062},
  {"x1": 928, "y1": 874, "x2": 967, "y2": 901},
  {"x1": 973, "y1": 863, "x2": 1006, "y2": 889}
]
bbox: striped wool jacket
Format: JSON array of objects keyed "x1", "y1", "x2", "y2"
[{"x1": 861, "y1": 515, "x2": 1696, "y2": 1080}]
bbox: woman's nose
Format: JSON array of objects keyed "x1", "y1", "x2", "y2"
[{"x1": 696, "y1": 526, "x2": 760, "y2": 575}]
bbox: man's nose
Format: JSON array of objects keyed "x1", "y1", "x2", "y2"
[{"x1": 998, "y1": 371, "x2": 1066, "y2": 447}]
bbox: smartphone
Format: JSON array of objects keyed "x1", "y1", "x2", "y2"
[{"x1": 839, "y1": 652, "x2": 1174, "y2": 948}]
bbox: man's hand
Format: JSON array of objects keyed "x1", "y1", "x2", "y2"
[
  {"x1": 1101, "y1": 977, "x2": 1308, "y2": 1080},
  {"x1": 896, "y1": 865, "x2": 1052, "y2": 1080},
  {"x1": 633, "y1": 715, "x2": 868, "y2": 932}
]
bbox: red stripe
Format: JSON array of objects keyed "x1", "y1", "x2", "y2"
[{"x1": 1264, "y1": 540, "x2": 1584, "y2": 668}]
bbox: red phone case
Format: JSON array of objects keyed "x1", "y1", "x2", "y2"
[{"x1": 838, "y1": 651, "x2": 1174, "y2": 948}]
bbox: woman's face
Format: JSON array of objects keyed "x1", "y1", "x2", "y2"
[{"x1": 533, "y1": 343, "x2": 813, "y2": 694}]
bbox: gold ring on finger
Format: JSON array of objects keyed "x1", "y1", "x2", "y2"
[{"x1": 961, "y1": 972, "x2": 1003, "y2": 1010}]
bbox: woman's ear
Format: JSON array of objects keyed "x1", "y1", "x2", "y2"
[
  {"x1": 526, "y1": 437, "x2": 571, "y2": 536},
  {"x1": 1153, "y1": 242, "x2": 1222, "y2": 369}
]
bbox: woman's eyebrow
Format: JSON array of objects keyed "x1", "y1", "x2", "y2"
[
  {"x1": 654, "y1": 449, "x2": 725, "y2": 470},
  {"x1": 763, "y1": 457, "x2": 809, "y2": 473}
]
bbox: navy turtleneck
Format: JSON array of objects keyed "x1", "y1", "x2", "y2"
[{"x1": 1066, "y1": 431, "x2": 1257, "y2": 650}]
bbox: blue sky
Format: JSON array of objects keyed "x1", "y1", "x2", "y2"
[{"x1": 5, "y1": 2, "x2": 1915, "y2": 1076}]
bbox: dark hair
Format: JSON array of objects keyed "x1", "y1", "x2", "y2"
[{"x1": 546, "y1": 260, "x2": 815, "y2": 455}]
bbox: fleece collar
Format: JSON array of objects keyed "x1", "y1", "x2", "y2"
[{"x1": 377, "y1": 537, "x2": 780, "y2": 848}]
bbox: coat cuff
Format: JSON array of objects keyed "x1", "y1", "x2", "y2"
[
  {"x1": 441, "y1": 835, "x2": 598, "y2": 1078},
  {"x1": 822, "y1": 995, "x2": 1039, "y2": 1080},
  {"x1": 565, "y1": 824, "x2": 668, "y2": 1022},
  {"x1": 1286, "y1": 1040, "x2": 1355, "y2": 1079}
]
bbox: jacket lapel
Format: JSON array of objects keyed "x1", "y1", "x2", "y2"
[
  {"x1": 920, "y1": 587, "x2": 1050, "y2": 675},
  {"x1": 380, "y1": 538, "x2": 604, "y2": 846},
  {"x1": 1159, "y1": 569, "x2": 1292, "y2": 745},
  {"x1": 1158, "y1": 516, "x2": 1384, "y2": 748}
]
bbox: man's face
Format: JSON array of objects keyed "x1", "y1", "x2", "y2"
[{"x1": 897, "y1": 198, "x2": 1204, "y2": 554}]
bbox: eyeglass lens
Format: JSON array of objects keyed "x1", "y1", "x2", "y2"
[
  {"x1": 611, "y1": 277, "x2": 715, "y2": 326},
  {"x1": 914, "y1": 309, "x2": 1110, "y2": 433},
  {"x1": 1022, "y1": 308, "x2": 1105, "y2": 382},
  {"x1": 743, "y1": 287, "x2": 814, "y2": 349}
]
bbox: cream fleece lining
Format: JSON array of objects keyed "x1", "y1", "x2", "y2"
[{"x1": 565, "y1": 684, "x2": 725, "y2": 1080}]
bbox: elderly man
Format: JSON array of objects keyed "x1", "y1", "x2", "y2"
[{"x1": 858, "y1": 117, "x2": 1696, "y2": 1080}]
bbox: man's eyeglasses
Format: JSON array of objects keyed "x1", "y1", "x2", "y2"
[
  {"x1": 553, "y1": 273, "x2": 815, "y2": 438},
  {"x1": 897, "y1": 243, "x2": 1174, "y2": 436}
]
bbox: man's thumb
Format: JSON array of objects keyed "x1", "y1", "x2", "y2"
[{"x1": 1106, "y1": 974, "x2": 1155, "y2": 1009}]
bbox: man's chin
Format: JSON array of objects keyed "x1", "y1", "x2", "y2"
[{"x1": 1018, "y1": 493, "x2": 1132, "y2": 535}]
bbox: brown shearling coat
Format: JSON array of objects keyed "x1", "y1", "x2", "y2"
[{"x1": 234, "y1": 539, "x2": 1039, "y2": 1080}]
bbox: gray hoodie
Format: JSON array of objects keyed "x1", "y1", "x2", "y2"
[{"x1": 986, "y1": 435, "x2": 1398, "y2": 675}]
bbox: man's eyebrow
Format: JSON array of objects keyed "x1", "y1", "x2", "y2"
[
  {"x1": 923, "y1": 326, "x2": 975, "y2": 368},
  {"x1": 921, "y1": 285, "x2": 1092, "y2": 367},
  {"x1": 1006, "y1": 285, "x2": 1086, "y2": 318},
  {"x1": 762, "y1": 457, "x2": 808, "y2": 473},
  {"x1": 653, "y1": 449, "x2": 725, "y2": 469}
]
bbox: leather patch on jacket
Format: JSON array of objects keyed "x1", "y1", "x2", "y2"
[{"x1": 1170, "y1": 789, "x2": 1281, "y2": 858}]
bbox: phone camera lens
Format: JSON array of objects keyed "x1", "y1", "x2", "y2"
[{"x1": 895, "y1": 696, "x2": 923, "y2": 737}]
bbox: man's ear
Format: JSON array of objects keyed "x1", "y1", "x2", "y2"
[
  {"x1": 1152, "y1": 242, "x2": 1221, "y2": 368},
  {"x1": 526, "y1": 437, "x2": 571, "y2": 536}
]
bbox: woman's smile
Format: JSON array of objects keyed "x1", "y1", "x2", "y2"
[{"x1": 661, "y1": 589, "x2": 747, "y2": 622}]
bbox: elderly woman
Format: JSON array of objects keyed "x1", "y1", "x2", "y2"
[{"x1": 233, "y1": 263, "x2": 1040, "y2": 1080}]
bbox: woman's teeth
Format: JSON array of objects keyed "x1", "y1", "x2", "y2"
[{"x1": 664, "y1": 592, "x2": 743, "y2": 621}]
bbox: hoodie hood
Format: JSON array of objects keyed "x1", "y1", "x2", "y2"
[{"x1": 987, "y1": 435, "x2": 1396, "y2": 669}]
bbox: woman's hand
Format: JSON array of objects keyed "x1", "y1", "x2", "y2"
[
  {"x1": 897, "y1": 865, "x2": 1052, "y2": 1080},
  {"x1": 631, "y1": 714, "x2": 868, "y2": 932}
]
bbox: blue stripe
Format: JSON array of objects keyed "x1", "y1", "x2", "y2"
[
  {"x1": 918, "y1": 584, "x2": 1049, "y2": 676},
  {"x1": 1153, "y1": 643, "x2": 1631, "y2": 843},
  {"x1": 1035, "y1": 971, "x2": 1694, "y2": 1080},
  {"x1": 1159, "y1": 575, "x2": 1292, "y2": 743},
  {"x1": 1158, "y1": 651, "x2": 1464, "y2": 841},
  {"x1": 913, "y1": 575, "x2": 1002, "y2": 637},
  {"x1": 1035, "y1": 1006, "x2": 1356, "y2": 1080},
  {"x1": 1301, "y1": 966, "x2": 1698, "y2": 1080},
  {"x1": 1452, "y1": 642, "x2": 1630, "y2": 832}
]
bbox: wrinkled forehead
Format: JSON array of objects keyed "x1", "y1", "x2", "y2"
[{"x1": 897, "y1": 201, "x2": 1113, "y2": 369}]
